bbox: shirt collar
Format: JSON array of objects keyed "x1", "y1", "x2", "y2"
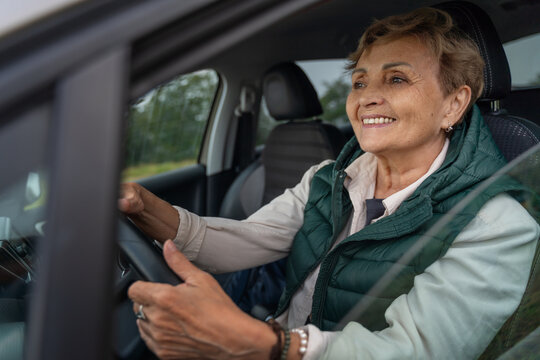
[
  {"x1": 343, "y1": 151, "x2": 377, "y2": 200},
  {"x1": 343, "y1": 138, "x2": 450, "y2": 217},
  {"x1": 383, "y1": 138, "x2": 449, "y2": 215}
]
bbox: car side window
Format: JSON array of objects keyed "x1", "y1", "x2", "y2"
[
  {"x1": 123, "y1": 70, "x2": 219, "y2": 181},
  {"x1": 256, "y1": 60, "x2": 350, "y2": 146},
  {"x1": 503, "y1": 33, "x2": 540, "y2": 88}
]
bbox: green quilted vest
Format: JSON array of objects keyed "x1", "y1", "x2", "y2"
[{"x1": 275, "y1": 106, "x2": 523, "y2": 331}]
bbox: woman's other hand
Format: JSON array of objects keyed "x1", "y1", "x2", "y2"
[
  {"x1": 119, "y1": 182, "x2": 145, "y2": 215},
  {"x1": 118, "y1": 183, "x2": 179, "y2": 242},
  {"x1": 128, "y1": 240, "x2": 280, "y2": 359}
]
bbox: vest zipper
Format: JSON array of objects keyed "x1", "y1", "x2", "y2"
[
  {"x1": 311, "y1": 170, "x2": 346, "y2": 326},
  {"x1": 311, "y1": 247, "x2": 341, "y2": 327}
]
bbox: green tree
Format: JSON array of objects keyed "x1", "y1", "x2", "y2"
[
  {"x1": 319, "y1": 78, "x2": 350, "y2": 126},
  {"x1": 125, "y1": 70, "x2": 219, "y2": 170}
]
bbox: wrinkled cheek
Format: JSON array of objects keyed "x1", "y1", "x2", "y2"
[
  {"x1": 351, "y1": 122, "x2": 364, "y2": 147},
  {"x1": 345, "y1": 93, "x2": 356, "y2": 120}
]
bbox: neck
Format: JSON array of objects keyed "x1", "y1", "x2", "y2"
[{"x1": 373, "y1": 139, "x2": 445, "y2": 198}]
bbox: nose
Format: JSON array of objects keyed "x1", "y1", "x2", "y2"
[{"x1": 356, "y1": 83, "x2": 385, "y2": 108}]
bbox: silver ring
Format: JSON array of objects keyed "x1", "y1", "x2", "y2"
[{"x1": 136, "y1": 304, "x2": 147, "y2": 321}]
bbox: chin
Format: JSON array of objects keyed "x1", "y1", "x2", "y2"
[{"x1": 357, "y1": 138, "x2": 388, "y2": 154}]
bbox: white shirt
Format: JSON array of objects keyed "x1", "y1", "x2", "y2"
[{"x1": 172, "y1": 141, "x2": 539, "y2": 359}]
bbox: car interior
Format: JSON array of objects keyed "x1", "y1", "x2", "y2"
[
  {"x1": 0, "y1": 0, "x2": 539, "y2": 359},
  {"x1": 217, "y1": 0, "x2": 540, "y2": 337}
]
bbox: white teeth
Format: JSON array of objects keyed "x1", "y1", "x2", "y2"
[{"x1": 362, "y1": 117, "x2": 395, "y2": 125}]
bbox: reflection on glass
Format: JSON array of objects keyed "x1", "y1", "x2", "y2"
[{"x1": 0, "y1": 171, "x2": 47, "y2": 359}]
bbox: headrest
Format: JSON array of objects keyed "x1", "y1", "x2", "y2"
[
  {"x1": 435, "y1": 1, "x2": 511, "y2": 101},
  {"x1": 263, "y1": 62, "x2": 323, "y2": 120}
]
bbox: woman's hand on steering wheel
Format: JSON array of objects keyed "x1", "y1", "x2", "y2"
[
  {"x1": 119, "y1": 182, "x2": 145, "y2": 215},
  {"x1": 128, "y1": 240, "x2": 277, "y2": 360}
]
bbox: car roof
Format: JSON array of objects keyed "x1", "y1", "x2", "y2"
[
  {"x1": 203, "y1": 0, "x2": 540, "y2": 77},
  {"x1": 127, "y1": 0, "x2": 540, "y2": 99},
  {"x1": 2, "y1": 0, "x2": 538, "y2": 104}
]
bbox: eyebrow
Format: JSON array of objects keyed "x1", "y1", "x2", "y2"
[
  {"x1": 382, "y1": 62, "x2": 412, "y2": 70},
  {"x1": 352, "y1": 62, "x2": 413, "y2": 74},
  {"x1": 352, "y1": 68, "x2": 367, "y2": 74}
]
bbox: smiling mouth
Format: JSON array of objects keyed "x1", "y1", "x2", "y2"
[{"x1": 362, "y1": 117, "x2": 396, "y2": 125}]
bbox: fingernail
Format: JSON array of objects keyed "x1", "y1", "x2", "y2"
[{"x1": 165, "y1": 240, "x2": 176, "y2": 252}]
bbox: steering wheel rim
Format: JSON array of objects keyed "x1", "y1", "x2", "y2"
[
  {"x1": 117, "y1": 217, "x2": 182, "y2": 285},
  {"x1": 114, "y1": 216, "x2": 182, "y2": 359}
]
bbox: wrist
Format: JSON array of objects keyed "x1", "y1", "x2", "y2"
[
  {"x1": 244, "y1": 319, "x2": 279, "y2": 359},
  {"x1": 264, "y1": 320, "x2": 307, "y2": 360}
]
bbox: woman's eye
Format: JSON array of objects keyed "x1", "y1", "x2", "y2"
[
  {"x1": 390, "y1": 76, "x2": 406, "y2": 84},
  {"x1": 353, "y1": 81, "x2": 365, "y2": 89}
]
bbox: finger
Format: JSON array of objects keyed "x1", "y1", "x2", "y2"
[
  {"x1": 137, "y1": 319, "x2": 158, "y2": 354},
  {"x1": 128, "y1": 280, "x2": 172, "y2": 305},
  {"x1": 118, "y1": 183, "x2": 143, "y2": 214},
  {"x1": 163, "y1": 240, "x2": 200, "y2": 281},
  {"x1": 118, "y1": 198, "x2": 131, "y2": 213},
  {"x1": 119, "y1": 195, "x2": 143, "y2": 214},
  {"x1": 133, "y1": 305, "x2": 156, "y2": 325},
  {"x1": 132, "y1": 301, "x2": 148, "y2": 315}
]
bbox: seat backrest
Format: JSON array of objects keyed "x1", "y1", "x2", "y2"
[
  {"x1": 435, "y1": 2, "x2": 540, "y2": 358},
  {"x1": 219, "y1": 62, "x2": 346, "y2": 219},
  {"x1": 436, "y1": 1, "x2": 540, "y2": 161}
]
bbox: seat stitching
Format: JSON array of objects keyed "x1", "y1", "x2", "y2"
[{"x1": 454, "y1": 4, "x2": 493, "y2": 97}]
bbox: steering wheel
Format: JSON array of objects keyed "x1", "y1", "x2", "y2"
[{"x1": 114, "y1": 216, "x2": 182, "y2": 359}]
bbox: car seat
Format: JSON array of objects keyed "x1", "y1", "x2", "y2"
[
  {"x1": 436, "y1": 1, "x2": 540, "y2": 160},
  {"x1": 220, "y1": 62, "x2": 346, "y2": 220},
  {"x1": 434, "y1": 2, "x2": 540, "y2": 358},
  {"x1": 219, "y1": 62, "x2": 346, "y2": 319}
]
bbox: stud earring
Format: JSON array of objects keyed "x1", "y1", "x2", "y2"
[{"x1": 445, "y1": 122, "x2": 453, "y2": 133}]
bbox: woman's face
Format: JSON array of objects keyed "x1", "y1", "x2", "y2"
[{"x1": 346, "y1": 36, "x2": 451, "y2": 162}]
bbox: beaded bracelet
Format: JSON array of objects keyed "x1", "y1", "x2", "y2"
[
  {"x1": 291, "y1": 328, "x2": 308, "y2": 357},
  {"x1": 280, "y1": 329, "x2": 291, "y2": 360}
]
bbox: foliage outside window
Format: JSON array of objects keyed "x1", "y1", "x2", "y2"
[
  {"x1": 256, "y1": 60, "x2": 350, "y2": 146},
  {"x1": 123, "y1": 70, "x2": 219, "y2": 181}
]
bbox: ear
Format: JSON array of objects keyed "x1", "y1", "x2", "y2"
[{"x1": 443, "y1": 85, "x2": 472, "y2": 129}]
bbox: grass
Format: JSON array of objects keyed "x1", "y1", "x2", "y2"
[{"x1": 122, "y1": 159, "x2": 196, "y2": 182}]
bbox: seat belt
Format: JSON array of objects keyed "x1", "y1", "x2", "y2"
[{"x1": 233, "y1": 86, "x2": 256, "y2": 172}]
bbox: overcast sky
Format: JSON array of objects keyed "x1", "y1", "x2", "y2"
[{"x1": 504, "y1": 34, "x2": 540, "y2": 86}]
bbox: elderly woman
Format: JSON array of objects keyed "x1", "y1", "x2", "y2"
[{"x1": 121, "y1": 7, "x2": 539, "y2": 360}]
